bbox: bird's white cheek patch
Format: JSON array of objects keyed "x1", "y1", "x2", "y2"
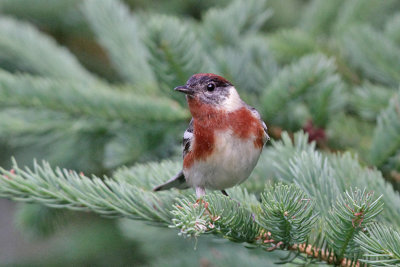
[{"x1": 221, "y1": 87, "x2": 242, "y2": 112}]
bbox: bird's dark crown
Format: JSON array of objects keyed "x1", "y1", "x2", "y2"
[{"x1": 187, "y1": 73, "x2": 232, "y2": 88}]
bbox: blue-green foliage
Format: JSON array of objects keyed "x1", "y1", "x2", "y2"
[{"x1": 0, "y1": 0, "x2": 400, "y2": 266}]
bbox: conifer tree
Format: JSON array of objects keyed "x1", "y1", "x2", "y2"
[{"x1": 0, "y1": 0, "x2": 400, "y2": 265}]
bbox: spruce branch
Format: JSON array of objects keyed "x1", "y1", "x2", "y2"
[
  {"x1": 0, "y1": 155, "x2": 394, "y2": 266},
  {"x1": 385, "y1": 13, "x2": 400, "y2": 46},
  {"x1": 144, "y1": 15, "x2": 213, "y2": 102},
  {"x1": 171, "y1": 184, "x2": 318, "y2": 250},
  {"x1": 326, "y1": 114, "x2": 374, "y2": 153},
  {"x1": 0, "y1": 70, "x2": 188, "y2": 123},
  {"x1": 0, "y1": 107, "x2": 113, "y2": 171},
  {"x1": 216, "y1": 186, "x2": 260, "y2": 213},
  {"x1": 334, "y1": 0, "x2": 398, "y2": 33},
  {"x1": 341, "y1": 26, "x2": 400, "y2": 87},
  {"x1": 201, "y1": 0, "x2": 272, "y2": 48},
  {"x1": 300, "y1": 0, "x2": 343, "y2": 36},
  {"x1": 0, "y1": 106, "x2": 177, "y2": 172},
  {"x1": 288, "y1": 152, "x2": 340, "y2": 216},
  {"x1": 112, "y1": 160, "x2": 183, "y2": 189},
  {"x1": 82, "y1": 0, "x2": 156, "y2": 89},
  {"x1": 259, "y1": 133, "x2": 340, "y2": 216},
  {"x1": 356, "y1": 223, "x2": 400, "y2": 266},
  {"x1": 0, "y1": 0, "x2": 82, "y2": 29},
  {"x1": 214, "y1": 36, "x2": 277, "y2": 95},
  {"x1": 0, "y1": 107, "x2": 113, "y2": 144},
  {"x1": 350, "y1": 82, "x2": 396, "y2": 121},
  {"x1": 0, "y1": 16, "x2": 96, "y2": 82},
  {"x1": 170, "y1": 183, "x2": 362, "y2": 266},
  {"x1": 171, "y1": 193, "x2": 261, "y2": 243},
  {"x1": 103, "y1": 126, "x2": 153, "y2": 169},
  {"x1": 1, "y1": 0, "x2": 400, "y2": 265},
  {"x1": 330, "y1": 153, "x2": 400, "y2": 227},
  {"x1": 370, "y1": 91, "x2": 400, "y2": 174},
  {"x1": 267, "y1": 29, "x2": 318, "y2": 64},
  {"x1": 0, "y1": 108, "x2": 182, "y2": 171},
  {"x1": 248, "y1": 131, "x2": 315, "y2": 191},
  {"x1": 261, "y1": 54, "x2": 345, "y2": 130},
  {"x1": 0, "y1": 159, "x2": 187, "y2": 224},
  {"x1": 257, "y1": 183, "x2": 317, "y2": 248},
  {"x1": 260, "y1": 131, "x2": 400, "y2": 226},
  {"x1": 0, "y1": 108, "x2": 83, "y2": 146},
  {"x1": 326, "y1": 188, "x2": 383, "y2": 263}
]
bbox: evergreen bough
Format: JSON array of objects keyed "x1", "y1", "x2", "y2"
[
  {"x1": 1, "y1": 133, "x2": 399, "y2": 266},
  {"x1": 1, "y1": 0, "x2": 400, "y2": 265}
]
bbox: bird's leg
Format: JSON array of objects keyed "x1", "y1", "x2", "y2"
[
  {"x1": 194, "y1": 187, "x2": 209, "y2": 209},
  {"x1": 221, "y1": 190, "x2": 229, "y2": 196},
  {"x1": 195, "y1": 187, "x2": 206, "y2": 198}
]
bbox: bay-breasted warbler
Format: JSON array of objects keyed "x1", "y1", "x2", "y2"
[{"x1": 153, "y1": 73, "x2": 269, "y2": 198}]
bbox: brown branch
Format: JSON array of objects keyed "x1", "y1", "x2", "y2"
[
  {"x1": 255, "y1": 230, "x2": 360, "y2": 266},
  {"x1": 289, "y1": 243, "x2": 360, "y2": 267}
]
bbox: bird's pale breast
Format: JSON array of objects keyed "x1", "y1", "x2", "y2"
[{"x1": 183, "y1": 106, "x2": 265, "y2": 190}]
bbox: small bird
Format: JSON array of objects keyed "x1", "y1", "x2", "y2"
[{"x1": 153, "y1": 73, "x2": 269, "y2": 198}]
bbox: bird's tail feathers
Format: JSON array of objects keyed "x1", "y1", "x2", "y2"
[{"x1": 153, "y1": 171, "x2": 189, "y2": 191}]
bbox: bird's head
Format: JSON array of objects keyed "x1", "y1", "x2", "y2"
[{"x1": 175, "y1": 73, "x2": 242, "y2": 112}]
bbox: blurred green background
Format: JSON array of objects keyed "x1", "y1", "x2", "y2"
[{"x1": 0, "y1": 0, "x2": 399, "y2": 266}]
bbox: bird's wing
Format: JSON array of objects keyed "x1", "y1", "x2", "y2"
[
  {"x1": 182, "y1": 118, "x2": 194, "y2": 158},
  {"x1": 247, "y1": 105, "x2": 270, "y2": 142}
]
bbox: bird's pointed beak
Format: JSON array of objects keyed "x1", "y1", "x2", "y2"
[{"x1": 174, "y1": 85, "x2": 194, "y2": 95}]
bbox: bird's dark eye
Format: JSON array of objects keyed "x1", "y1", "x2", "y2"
[{"x1": 207, "y1": 83, "x2": 215, "y2": 91}]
